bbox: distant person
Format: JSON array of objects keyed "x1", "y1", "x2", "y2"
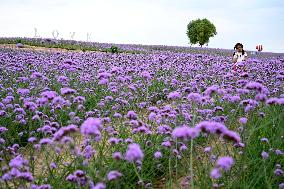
[{"x1": 232, "y1": 43, "x2": 248, "y2": 72}]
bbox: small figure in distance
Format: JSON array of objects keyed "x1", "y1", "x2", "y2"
[{"x1": 232, "y1": 43, "x2": 248, "y2": 72}]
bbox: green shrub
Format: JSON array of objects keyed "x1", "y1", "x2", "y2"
[{"x1": 110, "y1": 45, "x2": 119, "y2": 53}]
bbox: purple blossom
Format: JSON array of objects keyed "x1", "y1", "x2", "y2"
[
  {"x1": 148, "y1": 112, "x2": 157, "y2": 121},
  {"x1": 97, "y1": 72, "x2": 112, "y2": 79},
  {"x1": 0, "y1": 110, "x2": 7, "y2": 117},
  {"x1": 0, "y1": 138, "x2": 5, "y2": 144},
  {"x1": 274, "y1": 168, "x2": 284, "y2": 176},
  {"x1": 17, "y1": 171, "x2": 34, "y2": 182},
  {"x1": 229, "y1": 95, "x2": 241, "y2": 103},
  {"x1": 80, "y1": 118, "x2": 102, "y2": 137},
  {"x1": 124, "y1": 138, "x2": 133, "y2": 144},
  {"x1": 31, "y1": 184, "x2": 52, "y2": 189},
  {"x1": 124, "y1": 143, "x2": 144, "y2": 162},
  {"x1": 277, "y1": 98, "x2": 284, "y2": 105},
  {"x1": 66, "y1": 170, "x2": 88, "y2": 186},
  {"x1": 41, "y1": 91, "x2": 57, "y2": 100},
  {"x1": 172, "y1": 126, "x2": 200, "y2": 140},
  {"x1": 28, "y1": 137, "x2": 37, "y2": 143},
  {"x1": 52, "y1": 96, "x2": 65, "y2": 106},
  {"x1": 239, "y1": 117, "x2": 248, "y2": 125},
  {"x1": 39, "y1": 138, "x2": 53, "y2": 145},
  {"x1": 204, "y1": 147, "x2": 212, "y2": 153},
  {"x1": 60, "y1": 87, "x2": 77, "y2": 95},
  {"x1": 168, "y1": 91, "x2": 181, "y2": 100},
  {"x1": 222, "y1": 130, "x2": 241, "y2": 143},
  {"x1": 141, "y1": 71, "x2": 152, "y2": 80},
  {"x1": 50, "y1": 162, "x2": 57, "y2": 169},
  {"x1": 57, "y1": 75, "x2": 69, "y2": 83},
  {"x1": 245, "y1": 81, "x2": 266, "y2": 93},
  {"x1": 161, "y1": 141, "x2": 171, "y2": 147},
  {"x1": 108, "y1": 137, "x2": 119, "y2": 145},
  {"x1": 154, "y1": 151, "x2": 162, "y2": 159},
  {"x1": 126, "y1": 110, "x2": 138, "y2": 120},
  {"x1": 216, "y1": 156, "x2": 234, "y2": 171},
  {"x1": 0, "y1": 126, "x2": 8, "y2": 134},
  {"x1": 84, "y1": 145, "x2": 95, "y2": 159},
  {"x1": 157, "y1": 125, "x2": 172, "y2": 135},
  {"x1": 107, "y1": 170, "x2": 122, "y2": 181},
  {"x1": 187, "y1": 92, "x2": 202, "y2": 103},
  {"x1": 261, "y1": 151, "x2": 269, "y2": 159},
  {"x1": 32, "y1": 114, "x2": 41, "y2": 121},
  {"x1": 195, "y1": 121, "x2": 227, "y2": 134},
  {"x1": 275, "y1": 149, "x2": 284, "y2": 155},
  {"x1": 113, "y1": 112, "x2": 122, "y2": 118},
  {"x1": 99, "y1": 78, "x2": 108, "y2": 85},
  {"x1": 204, "y1": 85, "x2": 219, "y2": 96},
  {"x1": 210, "y1": 168, "x2": 222, "y2": 179},
  {"x1": 9, "y1": 156, "x2": 28, "y2": 168},
  {"x1": 17, "y1": 88, "x2": 30, "y2": 96},
  {"x1": 53, "y1": 124, "x2": 78, "y2": 141},
  {"x1": 16, "y1": 43, "x2": 24, "y2": 48},
  {"x1": 113, "y1": 152, "x2": 123, "y2": 160},
  {"x1": 255, "y1": 93, "x2": 267, "y2": 101},
  {"x1": 92, "y1": 182, "x2": 106, "y2": 189},
  {"x1": 261, "y1": 138, "x2": 269, "y2": 143},
  {"x1": 24, "y1": 101, "x2": 38, "y2": 112},
  {"x1": 266, "y1": 97, "x2": 279, "y2": 105}
]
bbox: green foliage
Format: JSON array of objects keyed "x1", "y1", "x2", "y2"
[
  {"x1": 0, "y1": 38, "x2": 137, "y2": 54},
  {"x1": 186, "y1": 18, "x2": 217, "y2": 47},
  {"x1": 110, "y1": 45, "x2": 119, "y2": 53},
  {"x1": 16, "y1": 39, "x2": 22, "y2": 44}
]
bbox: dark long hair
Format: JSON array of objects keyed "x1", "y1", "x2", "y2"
[{"x1": 234, "y1": 43, "x2": 245, "y2": 55}]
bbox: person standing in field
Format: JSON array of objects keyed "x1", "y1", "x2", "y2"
[{"x1": 232, "y1": 43, "x2": 248, "y2": 72}]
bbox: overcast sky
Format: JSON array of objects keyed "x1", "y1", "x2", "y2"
[{"x1": 0, "y1": 0, "x2": 284, "y2": 52}]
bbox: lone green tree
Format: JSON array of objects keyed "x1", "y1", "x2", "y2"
[{"x1": 186, "y1": 18, "x2": 217, "y2": 47}]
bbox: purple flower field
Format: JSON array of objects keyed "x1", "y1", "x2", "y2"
[{"x1": 0, "y1": 43, "x2": 284, "y2": 188}]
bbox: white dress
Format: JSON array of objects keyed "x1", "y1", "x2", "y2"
[{"x1": 233, "y1": 52, "x2": 248, "y2": 62}]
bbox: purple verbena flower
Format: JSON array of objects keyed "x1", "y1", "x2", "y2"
[
  {"x1": 168, "y1": 91, "x2": 181, "y2": 100},
  {"x1": 124, "y1": 143, "x2": 144, "y2": 162},
  {"x1": 80, "y1": 118, "x2": 102, "y2": 137},
  {"x1": 172, "y1": 126, "x2": 200, "y2": 140},
  {"x1": 261, "y1": 151, "x2": 269, "y2": 159},
  {"x1": 107, "y1": 170, "x2": 122, "y2": 181},
  {"x1": 216, "y1": 156, "x2": 234, "y2": 171},
  {"x1": 210, "y1": 168, "x2": 222, "y2": 179},
  {"x1": 154, "y1": 151, "x2": 162, "y2": 159}
]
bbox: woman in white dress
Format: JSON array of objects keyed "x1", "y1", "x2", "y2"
[{"x1": 232, "y1": 43, "x2": 248, "y2": 72}]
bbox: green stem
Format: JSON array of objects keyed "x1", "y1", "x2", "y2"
[
  {"x1": 190, "y1": 106, "x2": 197, "y2": 189},
  {"x1": 263, "y1": 160, "x2": 271, "y2": 189},
  {"x1": 175, "y1": 139, "x2": 178, "y2": 180},
  {"x1": 146, "y1": 83, "x2": 149, "y2": 101},
  {"x1": 133, "y1": 162, "x2": 144, "y2": 186},
  {"x1": 190, "y1": 139, "x2": 194, "y2": 189}
]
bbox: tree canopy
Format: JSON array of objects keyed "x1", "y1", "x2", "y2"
[{"x1": 186, "y1": 18, "x2": 217, "y2": 47}]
